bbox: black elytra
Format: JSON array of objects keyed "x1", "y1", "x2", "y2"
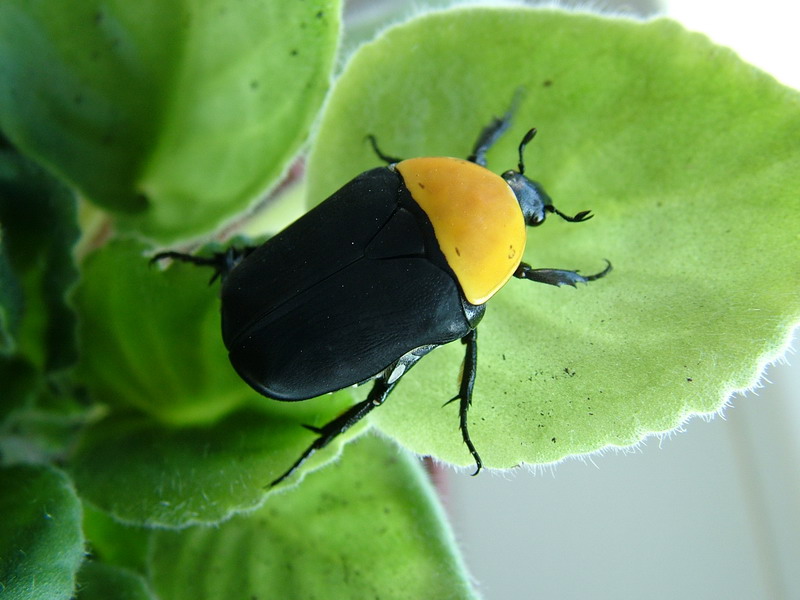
[{"x1": 152, "y1": 101, "x2": 611, "y2": 487}]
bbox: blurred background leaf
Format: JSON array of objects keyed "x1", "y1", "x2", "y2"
[{"x1": 0, "y1": 0, "x2": 341, "y2": 243}]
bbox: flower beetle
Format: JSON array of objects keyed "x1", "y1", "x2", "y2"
[{"x1": 153, "y1": 103, "x2": 611, "y2": 486}]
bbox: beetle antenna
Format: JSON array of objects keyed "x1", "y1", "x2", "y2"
[
  {"x1": 517, "y1": 128, "x2": 537, "y2": 174},
  {"x1": 546, "y1": 206, "x2": 594, "y2": 223}
]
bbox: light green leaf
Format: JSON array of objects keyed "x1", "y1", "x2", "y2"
[
  {"x1": 149, "y1": 434, "x2": 478, "y2": 600},
  {"x1": 308, "y1": 8, "x2": 800, "y2": 469},
  {"x1": 81, "y1": 504, "x2": 151, "y2": 575},
  {"x1": 70, "y1": 399, "x2": 353, "y2": 528},
  {"x1": 0, "y1": 465, "x2": 84, "y2": 600},
  {"x1": 74, "y1": 239, "x2": 251, "y2": 424},
  {"x1": 0, "y1": 0, "x2": 341, "y2": 243}
]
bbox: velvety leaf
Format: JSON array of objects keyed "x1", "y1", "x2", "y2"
[
  {"x1": 0, "y1": 143, "x2": 80, "y2": 372},
  {"x1": 0, "y1": 228, "x2": 22, "y2": 355},
  {"x1": 70, "y1": 399, "x2": 353, "y2": 528},
  {"x1": 0, "y1": 405, "x2": 92, "y2": 465},
  {"x1": 0, "y1": 0, "x2": 341, "y2": 242},
  {"x1": 76, "y1": 562, "x2": 155, "y2": 600},
  {"x1": 0, "y1": 465, "x2": 84, "y2": 600},
  {"x1": 74, "y1": 239, "x2": 252, "y2": 424},
  {"x1": 307, "y1": 8, "x2": 800, "y2": 469},
  {"x1": 0, "y1": 357, "x2": 37, "y2": 418},
  {"x1": 81, "y1": 504, "x2": 151, "y2": 574},
  {"x1": 149, "y1": 434, "x2": 478, "y2": 600}
]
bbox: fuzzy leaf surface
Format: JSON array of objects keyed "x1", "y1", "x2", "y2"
[
  {"x1": 149, "y1": 435, "x2": 478, "y2": 599},
  {"x1": 308, "y1": 8, "x2": 800, "y2": 469}
]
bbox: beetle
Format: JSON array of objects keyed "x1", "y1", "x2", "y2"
[{"x1": 152, "y1": 102, "x2": 611, "y2": 486}]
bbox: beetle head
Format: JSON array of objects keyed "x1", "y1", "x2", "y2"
[
  {"x1": 502, "y1": 128, "x2": 593, "y2": 227},
  {"x1": 502, "y1": 170, "x2": 552, "y2": 226}
]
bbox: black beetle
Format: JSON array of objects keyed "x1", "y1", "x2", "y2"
[{"x1": 153, "y1": 102, "x2": 610, "y2": 486}]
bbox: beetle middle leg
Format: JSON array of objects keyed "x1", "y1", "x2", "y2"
[
  {"x1": 514, "y1": 259, "x2": 612, "y2": 287},
  {"x1": 444, "y1": 329, "x2": 482, "y2": 476}
]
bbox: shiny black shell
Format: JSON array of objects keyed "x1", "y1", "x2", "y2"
[{"x1": 220, "y1": 167, "x2": 480, "y2": 400}]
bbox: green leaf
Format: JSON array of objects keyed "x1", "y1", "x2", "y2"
[
  {"x1": 0, "y1": 0, "x2": 341, "y2": 243},
  {"x1": 0, "y1": 228, "x2": 22, "y2": 355},
  {"x1": 148, "y1": 434, "x2": 478, "y2": 600},
  {"x1": 0, "y1": 142, "x2": 80, "y2": 372},
  {"x1": 70, "y1": 399, "x2": 353, "y2": 528},
  {"x1": 308, "y1": 8, "x2": 800, "y2": 469},
  {"x1": 0, "y1": 405, "x2": 92, "y2": 465},
  {"x1": 76, "y1": 562, "x2": 155, "y2": 600},
  {"x1": 0, "y1": 465, "x2": 84, "y2": 600},
  {"x1": 81, "y1": 504, "x2": 151, "y2": 574},
  {"x1": 74, "y1": 239, "x2": 251, "y2": 424},
  {"x1": 0, "y1": 357, "x2": 37, "y2": 419}
]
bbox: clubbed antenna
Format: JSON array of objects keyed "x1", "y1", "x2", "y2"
[{"x1": 517, "y1": 127, "x2": 537, "y2": 174}]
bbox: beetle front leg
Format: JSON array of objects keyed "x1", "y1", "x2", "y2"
[
  {"x1": 514, "y1": 259, "x2": 612, "y2": 287},
  {"x1": 467, "y1": 89, "x2": 524, "y2": 167},
  {"x1": 444, "y1": 329, "x2": 482, "y2": 476},
  {"x1": 366, "y1": 135, "x2": 403, "y2": 165},
  {"x1": 269, "y1": 377, "x2": 398, "y2": 488}
]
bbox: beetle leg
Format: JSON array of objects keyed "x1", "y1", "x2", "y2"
[
  {"x1": 150, "y1": 247, "x2": 255, "y2": 284},
  {"x1": 514, "y1": 259, "x2": 612, "y2": 287},
  {"x1": 366, "y1": 135, "x2": 403, "y2": 164},
  {"x1": 269, "y1": 377, "x2": 398, "y2": 488},
  {"x1": 467, "y1": 88, "x2": 524, "y2": 166},
  {"x1": 468, "y1": 116, "x2": 512, "y2": 167},
  {"x1": 445, "y1": 329, "x2": 483, "y2": 476}
]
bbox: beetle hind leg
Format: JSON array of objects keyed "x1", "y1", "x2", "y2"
[
  {"x1": 269, "y1": 378, "x2": 398, "y2": 488},
  {"x1": 150, "y1": 246, "x2": 255, "y2": 283}
]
